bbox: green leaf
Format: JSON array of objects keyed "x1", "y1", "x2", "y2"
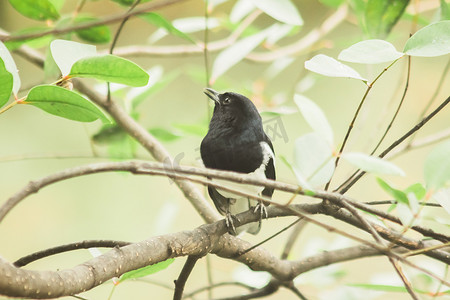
[
  {"x1": 404, "y1": 183, "x2": 426, "y2": 200},
  {"x1": 211, "y1": 29, "x2": 269, "y2": 83},
  {"x1": 70, "y1": 55, "x2": 149, "y2": 87},
  {"x1": 305, "y1": 54, "x2": 367, "y2": 81},
  {"x1": 319, "y1": 0, "x2": 345, "y2": 8},
  {"x1": 433, "y1": 188, "x2": 450, "y2": 214},
  {"x1": 252, "y1": 0, "x2": 303, "y2": 25},
  {"x1": 0, "y1": 41, "x2": 21, "y2": 96},
  {"x1": 377, "y1": 178, "x2": 409, "y2": 205},
  {"x1": 365, "y1": 0, "x2": 409, "y2": 38},
  {"x1": 0, "y1": 58, "x2": 13, "y2": 107},
  {"x1": 51, "y1": 39, "x2": 97, "y2": 76},
  {"x1": 342, "y1": 152, "x2": 405, "y2": 176},
  {"x1": 74, "y1": 16, "x2": 111, "y2": 44},
  {"x1": 293, "y1": 133, "x2": 335, "y2": 189},
  {"x1": 4, "y1": 27, "x2": 53, "y2": 51},
  {"x1": 8, "y1": 0, "x2": 60, "y2": 21},
  {"x1": 149, "y1": 127, "x2": 181, "y2": 142},
  {"x1": 48, "y1": 0, "x2": 65, "y2": 11},
  {"x1": 338, "y1": 39, "x2": 404, "y2": 64},
  {"x1": 404, "y1": 20, "x2": 450, "y2": 57},
  {"x1": 294, "y1": 94, "x2": 333, "y2": 145},
  {"x1": 424, "y1": 140, "x2": 450, "y2": 190},
  {"x1": 140, "y1": 13, "x2": 194, "y2": 43},
  {"x1": 119, "y1": 259, "x2": 175, "y2": 282},
  {"x1": 440, "y1": 0, "x2": 450, "y2": 20},
  {"x1": 25, "y1": 85, "x2": 108, "y2": 122}
]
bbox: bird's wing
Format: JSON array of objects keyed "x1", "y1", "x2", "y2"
[
  {"x1": 207, "y1": 186, "x2": 229, "y2": 216},
  {"x1": 262, "y1": 135, "x2": 276, "y2": 198}
]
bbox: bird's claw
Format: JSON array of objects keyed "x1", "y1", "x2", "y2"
[
  {"x1": 254, "y1": 201, "x2": 268, "y2": 219},
  {"x1": 225, "y1": 212, "x2": 239, "y2": 235}
]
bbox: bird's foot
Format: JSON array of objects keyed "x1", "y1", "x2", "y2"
[
  {"x1": 225, "y1": 212, "x2": 239, "y2": 235},
  {"x1": 254, "y1": 201, "x2": 268, "y2": 219}
]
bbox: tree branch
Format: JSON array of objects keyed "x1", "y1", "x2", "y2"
[
  {"x1": 0, "y1": 0, "x2": 190, "y2": 42},
  {"x1": 13, "y1": 240, "x2": 130, "y2": 268}
]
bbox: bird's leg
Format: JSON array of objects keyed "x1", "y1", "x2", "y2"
[
  {"x1": 254, "y1": 200, "x2": 268, "y2": 220},
  {"x1": 225, "y1": 199, "x2": 239, "y2": 235}
]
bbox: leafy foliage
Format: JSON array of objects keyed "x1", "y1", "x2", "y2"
[
  {"x1": 0, "y1": 59, "x2": 13, "y2": 107},
  {"x1": 70, "y1": 55, "x2": 149, "y2": 87},
  {"x1": 25, "y1": 85, "x2": 109, "y2": 122}
]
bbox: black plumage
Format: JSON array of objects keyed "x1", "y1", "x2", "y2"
[{"x1": 200, "y1": 88, "x2": 276, "y2": 235}]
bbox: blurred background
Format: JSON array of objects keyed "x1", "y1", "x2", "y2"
[{"x1": 0, "y1": 0, "x2": 449, "y2": 299}]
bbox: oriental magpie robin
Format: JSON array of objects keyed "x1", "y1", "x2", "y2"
[{"x1": 200, "y1": 88, "x2": 276, "y2": 235}]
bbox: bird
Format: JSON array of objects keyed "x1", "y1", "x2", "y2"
[{"x1": 200, "y1": 88, "x2": 276, "y2": 235}]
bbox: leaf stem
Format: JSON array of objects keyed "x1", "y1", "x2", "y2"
[{"x1": 325, "y1": 58, "x2": 401, "y2": 191}]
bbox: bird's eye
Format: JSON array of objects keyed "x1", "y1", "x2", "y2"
[{"x1": 223, "y1": 97, "x2": 231, "y2": 104}]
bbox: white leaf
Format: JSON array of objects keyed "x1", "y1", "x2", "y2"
[
  {"x1": 266, "y1": 23, "x2": 294, "y2": 45},
  {"x1": 342, "y1": 152, "x2": 405, "y2": 176},
  {"x1": 293, "y1": 133, "x2": 335, "y2": 188},
  {"x1": 433, "y1": 188, "x2": 450, "y2": 214},
  {"x1": 149, "y1": 17, "x2": 220, "y2": 44},
  {"x1": 0, "y1": 41, "x2": 21, "y2": 96},
  {"x1": 230, "y1": 0, "x2": 256, "y2": 23},
  {"x1": 210, "y1": 29, "x2": 268, "y2": 82},
  {"x1": 233, "y1": 265, "x2": 271, "y2": 288},
  {"x1": 294, "y1": 94, "x2": 334, "y2": 145},
  {"x1": 264, "y1": 57, "x2": 295, "y2": 79},
  {"x1": 343, "y1": 153, "x2": 405, "y2": 176},
  {"x1": 424, "y1": 140, "x2": 450, "y2": 190},
  {"x1": 126, "y1": 65, "x2": 163, "y2": 100},
  {"x1": 338, "y1": 39, "x2": 404, "y2": 64},
  {"x1": 305, "y1": 54, "x2": 367, "y2": 81},
  {"x1": 51, "y1": 39, "x2": 96, "y2": 76},
  {"x1": 252, "y1": 0, "x2": 303, "y2": 25}
]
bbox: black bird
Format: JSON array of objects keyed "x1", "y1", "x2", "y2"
[{"x1": 200, "y1": 88, "x2": 276, "y2": 235}]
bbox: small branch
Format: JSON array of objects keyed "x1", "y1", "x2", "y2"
[
  {"x1": 100, "y1": 5, "x2": 346, "y2": 62},
  {"x1": 13, "y1": 240, "x2": 130, "y2": 267},
  {"x1": 325, "y1": 59, "x2": 400, "y2": 190},
  {"x1": 214, "y1": 279, "x2": 279, "y2": 300},
  {"x1": 184, "y1": 282, "x2": 254, "y2": 299},
  {"x1": 173, "y1": 255, "x2": 201, "y2": 300},
  {"x1": 339, "y1": 95, "x2": 450, "y2": 194},
  {"x1": 0, "y1": 0, "x2": 189, "y2": 42},
  {"x1": 235, "y1": 218, "x2": 302, "y2": 257},
  {"x1": 371, "y1": 56, "x2": 411, "y2": 155},
  {"x1": 390, "y1": 259, "x2": 419, "y2": 300},
  {"x1": 281, "y1": 219, "x2": 307, "y2": 259},
  {"x1": 364, "y1": 200, "x2": 441, "y2": 207},
  {"x1": 386, "y1": 127, "x2": 450, "y2": 159}
]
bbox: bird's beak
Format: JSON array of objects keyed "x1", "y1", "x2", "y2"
[{"x1": 203, "y1": 88, "x2": 220, "y2": 105}]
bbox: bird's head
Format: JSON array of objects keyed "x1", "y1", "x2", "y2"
[{"x1": 203, "y1": 88, "x2": 261, "y2": 128}]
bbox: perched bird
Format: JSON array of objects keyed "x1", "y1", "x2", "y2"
[{"x1": 200, "y1": 88, "x2": 276, "y2": 235}]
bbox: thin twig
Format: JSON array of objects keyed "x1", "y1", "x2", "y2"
[
  {"x1": 0, "y1": 0, "x2": 188, "y2": 42},
  {"x1": 234, "y1": 218, "x2": 302, "y2": 258},
  {"x1": 339, "y1": 95, "x2": 450, "y2": 194},
  {"x1": 13, "y1": 240, "x2": 130, "y2": 267},
  {"x1": 184, "y1": 282, "x2": 254, "y2": 299},
  {"x1": 364, "y1": 200, "x2": 441, "y2": 207},
  {"x1": 334, "y1": 56, "x2": 412, "y2": 192},
  {"x1": 173, "y1": 255, "x2": 201, "y2": 300},
  {"x1": 325, "y1": 59, "x2": 400, "y2": 191},
  {"x1": 281, "y1": 219, "x2": 307, "y2": 259}
]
